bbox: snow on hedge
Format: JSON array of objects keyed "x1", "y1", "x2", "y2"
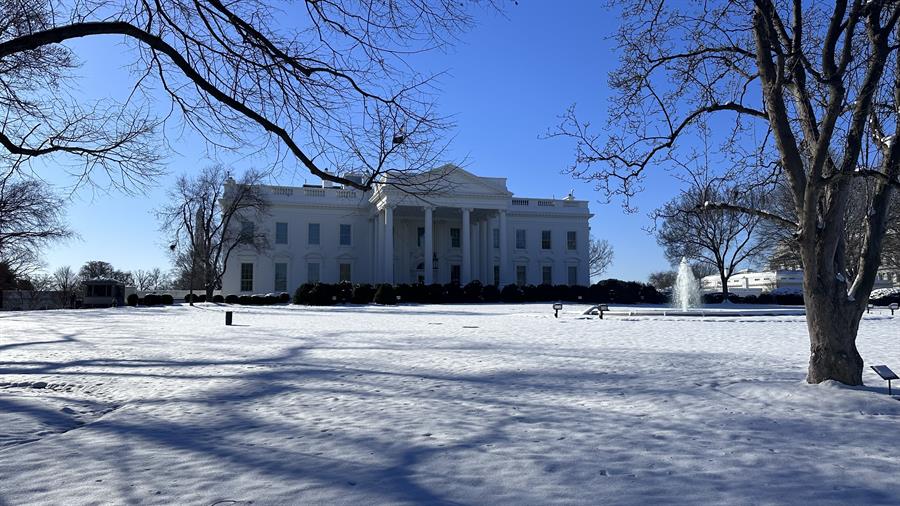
[
  {"x1": 768, "y1": 286, "x2": 804, "y2": 296},
  {"x1": 870, "y1": 287, "x2": 900, "y2": 299}
]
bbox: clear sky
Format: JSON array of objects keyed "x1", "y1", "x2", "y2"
[{"x1": 39, "y1": 1, "x2": 680, "y2": 281}]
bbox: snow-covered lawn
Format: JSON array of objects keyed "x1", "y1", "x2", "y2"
[{"x1": 2, "y1": 303, "x2": 900, "y2": 505}]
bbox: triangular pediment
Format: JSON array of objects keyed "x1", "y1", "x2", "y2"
[{"x1": 422, "y1": 164, "x2": 511, "y2": 197}]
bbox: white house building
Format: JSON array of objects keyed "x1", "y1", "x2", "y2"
[{"x1": 221, "y1": 166, "x2": 593, "y2": 294}]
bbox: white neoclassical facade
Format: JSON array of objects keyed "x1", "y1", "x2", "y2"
[{"x1": 221, "y1": 166, "x2": 593, "y2": 294}]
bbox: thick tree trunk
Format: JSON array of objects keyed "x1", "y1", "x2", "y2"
[
  {"x1": 720, "y1": 275, "x2": 729, "y2": 301},
  {"x1": 803, "y1": 273, "x2": 864, "y2": 385}
]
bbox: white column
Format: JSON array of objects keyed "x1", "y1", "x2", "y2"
[
  {"x1": 475, "y1": 219, "x2": 481, "y2": 283},
  {"x1": 469, "y1": 221, "x2": 480, "y2": 281},
  {"x1": 371, "y1": 217, "x2": 378, "y2": 283},
  {"x1": 486, "y1": 216, "x2": 495, "y2": 283},
  {"x1": 376, "y1": 212, "x2": 384, "y2": 283},
  {"x1": 424, "y1": 206, "x2": 434, "y2": 285},
  {"x1": 384, "y1": 206, "x2": 394, "y2": 284},
  {"x1": 481, "y1": 218, "x2": 489, "y2": 283},
  {"x1": 461, "y1": 208, "x2": 471, "y2": 284},
  {"x1": 499, "y1": 210, "x2": 508, "y2": 285}
]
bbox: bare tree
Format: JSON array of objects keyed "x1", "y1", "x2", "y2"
[
  {"x1": 553, "y1": 1, "x2": 900, "y2": 386},
  {"x1": 151, "y1": 268, "x2": 171, "y2": 290},
  {"x1": 0, "y1": 247, "x2": 43, "y2": 283},
  {"x1": 0, "y1": 0, "x2": 480, "y2": 193},
  {"x1": 132, "y1": 268, "x2": 163, "y2": 291},
  {"x1": 762, "y1": 177, "x2": 900, "y2": 280},
  {"x1": 654, "y1": 182, "x2": 773, "y2": 298},
  {"x1": 588, "y1": 238, "x2": 614, "y2": 279},
  {"x1": 20, "y1": 271, "x2": 53, "y2": 308},
  {"x1": 0, "y1": 170, "x2": 72, "y2": 267},
  {"x1": 169, "y1": 251, "x2": 206, "y2": 291},
  {"x1": 0, "y1": 259, "x2": 26, "y2": 289},
  {"x1": 158, "y1": 165, "x2": 269, "y2": 298},
  {"x1": 648, "y1": 270, "x2": 677, "y2": 291},
  {"x1": 883, "y1": 195, "x2": 900, "y2": 276},
  {"x1": 52, "y1": 265, "x2": 77, "y2": 303}
]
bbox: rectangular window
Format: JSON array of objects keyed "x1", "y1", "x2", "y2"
[
  {"x1": 339, "y1": 224, "x2": 352, "y2": 246},
  {"x1": 240, "y1": 221, "x2": 254, "y2": 243},
  {"x1": 515, "y1": 229, "x2": 526, "y2": 249},
  {"x1": 339, "y1": 263, "x2": 351, "y2": 282},
  {"x1": 307, "y1": 262, "x2": 320, "y2": 283},
  {"x1": 417, "y1": 227, "x2": 425, "y2": 247},
  {"x1": 240, "y1": 263, "x2": 253, "y2": 292},
  {"x1": 493, "y1": 228, "x2": 500, "y2": 249},
  {"x1": 308, "y1": 223, "x2": 320, "y2": 245},
  {"x1": 275, "y1": 222, "x2": 288, "y2": 245},
  {"x1": 493, "y1": 265, "x2": 500, "y2": 286},
  {"x1": 516, "y1": 265, "x2": 527, "y2": 286},
  {"x1": 542, "y1": 265, "x2": 553, "y2": 285},
  {"x1": 542, "y1": 230, "x2": 552, "y2": 250},
  {"x1": 274, "y1": 262, "x2": 287, "y2": 292},
  {"x1": 450, "y1": 228, "x2": 461, "y2": 248},
  {"x1": 451, "y1": 264, "x2": 461, "y2": 284},
  {"x1": 567, "y1": 231, "x2": 577, "y2": 250},
  {"x1": 568, "y1": 266, "x2": 578, "y2": 286}
]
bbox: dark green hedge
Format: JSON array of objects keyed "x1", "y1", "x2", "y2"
[
  {"x1": 246, "y1": 280, "x2": 675, "y2": 306},
  {"x1": 373, "y1": 283, "x2": 397, "y2": 305}
]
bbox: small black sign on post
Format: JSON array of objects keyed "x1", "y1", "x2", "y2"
[
  {"x1": 552, "y1": 303, "x2": 563, "y2": 318},
  {"x1": 890, "y1": 303, "x2": 899, "y2": 316},
  {"x1": 871, "y1": 365, "x2": 899, "y2": 395},
  {"x1": 225, "y1": 311, "x2": 233, "y2": 326},
  {"x1": 598, "y1": 304, "x2": 609, "y2": 320}
]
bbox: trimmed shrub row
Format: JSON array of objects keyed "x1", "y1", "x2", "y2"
[
  {"x1": 870, "y1": 292, "x2": 900, "y2": 306},
  {"x1": 125, "y1": 293, "x2": 173, "y2": 306},
  {"x1": 127, "y1": 293, "x2": 175, "y2": 306},
  {"x1": 699, "y1": 292, "x2": 805, "y2": 305},
  {"x1": 290, "y1": 279, "x2": 666, "y2": 306},
  {"x1": 126, "y1": 292, "x2": 288, "y2": 307},
  {"x1": 226, "y1": 293, "x2": 291, "y2": 305}
]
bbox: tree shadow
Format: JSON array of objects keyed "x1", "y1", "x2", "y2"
[{"x1": 0, "y1": 332, "x2": 81, "y2": 353}]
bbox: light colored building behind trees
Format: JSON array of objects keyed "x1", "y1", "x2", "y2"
[{"x1": 700, "y1": 269, "x2": 894, "y2": 296}]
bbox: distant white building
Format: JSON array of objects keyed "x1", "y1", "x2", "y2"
[
  {"x1": 700, "y1": 269, "x2": 894, "y2": 295},
  {"x1": 221, "y1": 166, "x2": 593, "y2": 294},
  {"x1": 700, "y1": 270, "x2": 803, "y2": 295}
]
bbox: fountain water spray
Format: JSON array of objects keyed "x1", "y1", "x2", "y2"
[{"x1": 673, "y1": 257, "x2": 702, "y2": 311}]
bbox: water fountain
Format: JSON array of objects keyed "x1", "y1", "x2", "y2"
[
  {"x1": 672, "y1": 257, "x2": 701, "y2": 311},
  {"x1": 584, "y1": 256, "x2": 805, "y2": 318}
]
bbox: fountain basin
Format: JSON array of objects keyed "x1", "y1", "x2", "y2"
[{"x1": 602, "y1": 306, "x2": 806, "y2": 317}]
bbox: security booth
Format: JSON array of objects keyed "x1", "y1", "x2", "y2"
[{"x1": 82, "y1": 278, "x2": 125, "y2": 308}]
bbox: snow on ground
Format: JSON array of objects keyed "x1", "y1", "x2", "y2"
[{"x1": 1, "y1": 303, "x2": 900, "y2": 505}]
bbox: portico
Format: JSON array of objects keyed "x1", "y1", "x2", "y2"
[
  {"x1": 371, "y1": 203, "x2": 510, "y2": 286},
  {"x1": 368, "y1": 168, "x2": 520, "y2": 286}
]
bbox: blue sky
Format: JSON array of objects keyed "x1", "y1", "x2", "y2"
[{"x1": 39, "y1": 1, "x2": 679, "y2": 281}]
